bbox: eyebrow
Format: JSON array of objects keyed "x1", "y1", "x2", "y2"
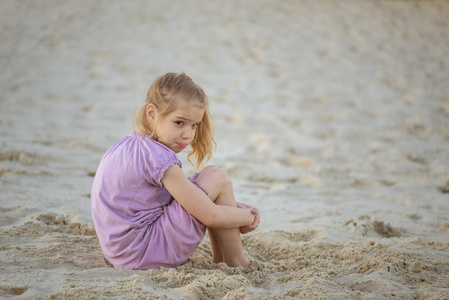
[{"x1": 175, "y1": 116, "x2": 201, "y2": 123}]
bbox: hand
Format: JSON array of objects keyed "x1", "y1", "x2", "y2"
[{"x1": 237, "y1": 202, "x2": 260, "y2": 234}]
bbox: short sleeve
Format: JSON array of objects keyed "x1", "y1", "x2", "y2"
[
  {"x1": 141, "y1": 138, "x2": 182, "y2": 187},
  {"x1": 154, "y1": 157, "x2": 181, "y2": 187}
]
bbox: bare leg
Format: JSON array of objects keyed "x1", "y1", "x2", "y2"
[
  {"x1": 195, "y1": 166, "x2": 249, "y2": 267},
  {"x1": 208, "y1": 228, "x2": 223, "y2": 263}
]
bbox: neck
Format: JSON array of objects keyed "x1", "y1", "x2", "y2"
[{"x1": 136, "y1": 128, "x2": 148, "y2": 135}]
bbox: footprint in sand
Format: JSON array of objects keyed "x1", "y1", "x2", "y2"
[
  {"x1": 372, "y1": 221, "x2": 402, "y2": 238},
  {"x1": 438, "y1": 181, "x2": 449, "y2": 194},
  {"x1": 343, "y1": 215, "x2": 402, "y2": 238},
  {"x1": 407, "y1": 213, "x2": 422, "y2": 221},
  {"x1": 0, "y1": 150, "x2": 35, "y2": 165},
  {"x1": 406, "y1": 153, "x2": 427, "y2": 165},
  {"x1": 0, "y1": 285, "x2": 29, "y2": 296},
  {"x1": 242, "y1": 229, "x2": 325, "y2": 261},
  {"x1": 36, "y1": 213, "x2": 96, "y2": 236}
]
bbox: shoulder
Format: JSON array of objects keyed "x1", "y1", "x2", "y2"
[
  {"x1": 113, "y1": 133, "x2": 177, "y2": 160},
  {"x1": 128, "y1": 133, "x2": 182, "y2": 186},
  {"x1": 103, "y1": 132, "x2": 182, "y2": 172},
  {"x1": 134, "y1": 133, "x2": 181, "y2": 165}
]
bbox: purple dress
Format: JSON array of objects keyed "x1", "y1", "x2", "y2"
[{"x1": 91, "y1": 132, "x2": 207, "y2": 270}]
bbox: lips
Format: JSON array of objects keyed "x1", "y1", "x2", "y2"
[{"x1": 176, "y1": 143, "x2": 187, "y2": 149}]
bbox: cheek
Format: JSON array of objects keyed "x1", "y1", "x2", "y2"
[
  {"x1": 192, "y1": 127, "x2": 199, "y2": 139},
  {"x1": 165, "y1": 124, "x2": 180, "y2": 137}
]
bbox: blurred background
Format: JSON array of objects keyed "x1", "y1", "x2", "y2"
[
  {"x1": 1, "y1": 0, "x2": 448, "y2": 230},
  {"x1": 1, "y1": 1, "x2": 449, "y2": 298}
]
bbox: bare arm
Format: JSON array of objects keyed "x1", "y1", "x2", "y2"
[{"x1": 161, "y1": 164, "x2": 255, "y2": 229}]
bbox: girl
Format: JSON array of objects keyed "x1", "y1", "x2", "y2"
[{"x1": 91, "y1": 72, "x2": 260, "y2": 270}]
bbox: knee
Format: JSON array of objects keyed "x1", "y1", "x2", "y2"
[{"x1": 202, "y1": 165, "x2": 232, "y2": 188}]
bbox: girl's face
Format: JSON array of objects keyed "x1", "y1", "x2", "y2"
[{"x1": 152, "y1": 99, "x2": 205, "y2": 153}]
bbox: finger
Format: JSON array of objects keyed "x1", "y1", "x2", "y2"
[
  {"x1": 253, "y1": 214, "x2": 260, "y2": 228},
  {"x1": 249, "y1": 220, "x2": 258, "y2": 230},
  {"x1": 240, "y1": 204, "x2": 253, "y2": 210}
]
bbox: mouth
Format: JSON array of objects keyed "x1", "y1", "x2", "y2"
[{"x1": 176, "y1": 143, "x2": 187, "y2": 149}]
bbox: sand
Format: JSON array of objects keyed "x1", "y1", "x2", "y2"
[{"x1": 1, "y1": 0, "x2": 449, "y2": 299}]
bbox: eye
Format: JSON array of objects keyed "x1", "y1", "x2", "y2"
[
  {"x1": 192, "y1": 123, "x2": 199, "y2": 128},
  {"x1": 175, "y1": 121, "x2": 184, "y2": 126}
]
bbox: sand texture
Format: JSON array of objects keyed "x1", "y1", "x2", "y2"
[{"x1": 1, "y1": 0, "x2": 449, "y2": 299}]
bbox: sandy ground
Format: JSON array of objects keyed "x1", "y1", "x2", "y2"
[{"x1": 1, "y1": 0, "x2": 449, "y2": 299}]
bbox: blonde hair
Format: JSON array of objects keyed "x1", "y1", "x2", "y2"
[{"x1": 135, "y1": 72, "x2": 216, "y2": 170}]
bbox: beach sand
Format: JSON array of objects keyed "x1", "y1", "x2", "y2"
[{"x1": 1, "y1": 0, "x2": 449, "y2": 298}]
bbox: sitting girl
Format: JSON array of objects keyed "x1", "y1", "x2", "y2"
[{"x1": 91, "y1": 72, "x2": 260, "y2": 270}]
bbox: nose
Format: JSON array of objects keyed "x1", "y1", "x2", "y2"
[{"x1": 181, "y1": 127, "x2": 193, "y2": 140}]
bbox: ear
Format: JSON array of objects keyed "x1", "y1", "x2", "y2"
[{"x1": 145, "y1": 104, "x2": 158, "y2": 123}]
